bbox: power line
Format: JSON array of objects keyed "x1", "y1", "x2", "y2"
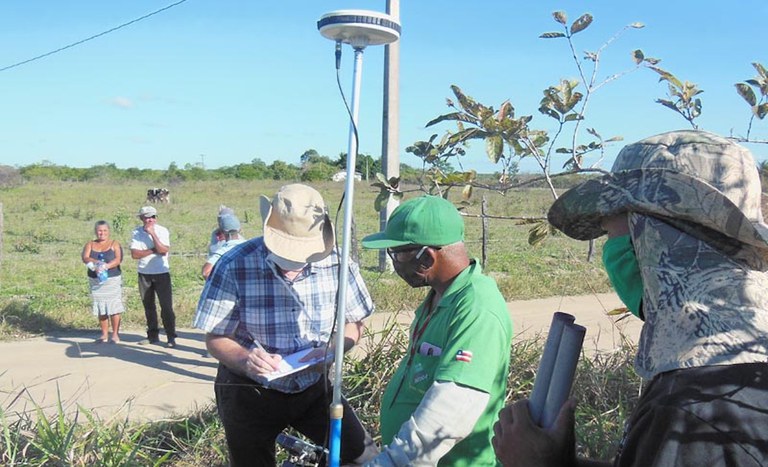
[{"x1": 0, "y1": 0, "x2": 190, "y2": 73}]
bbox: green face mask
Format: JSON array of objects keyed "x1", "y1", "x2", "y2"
[{"x1": 602, "y1": 234, "x2": 644, "y2": 320}]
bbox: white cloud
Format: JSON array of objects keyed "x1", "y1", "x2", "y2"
[
  {"x1": 137, "y1": 94, "x2": 181, "y2": 105},
  {"x1": 142, "y1": 121, "x2": 168, "y2": 128},
  {"x1": 128, "y1": 136, "x2": 150, "y2": 144},
  {"x1": 110, "y1": 97, "x2": 133, "y2": 109}
]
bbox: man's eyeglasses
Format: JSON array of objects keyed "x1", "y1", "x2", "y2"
[
  {"x1": 142, "y1": 215, "x2": 157, "y2": 220},
  {"x1": 386, "y1": 245, "x2": 433, "y2": 263}
]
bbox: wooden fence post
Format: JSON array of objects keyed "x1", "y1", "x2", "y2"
[{"x1": 481, "y1": 196, "x2": 488, "y2": 269}]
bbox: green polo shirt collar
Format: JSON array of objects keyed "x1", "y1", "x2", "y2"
[{"x1": 430, "y1": 259, "x2": 480, "y2": 311}]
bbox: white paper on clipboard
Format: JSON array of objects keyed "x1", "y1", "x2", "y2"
[{"x1": 263, "y1": 347, "x2": 333, "y2": 381}]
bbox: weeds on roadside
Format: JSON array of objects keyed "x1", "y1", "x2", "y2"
[
  {"x1": 27, "y1": 392, "x2": 79, "y2": 464},
  {"x1": 0, "y1": 322, "x2": 640, "y2": 465},
  {"x1": 0, "y1": 408, "x2": 26, "y2": 465},
  {"x1": 0, "y1": 391, "x2": 225, "y2": 466},
  {"x1": 140, "y1": 409, "x2": 227, "y2": 466}
]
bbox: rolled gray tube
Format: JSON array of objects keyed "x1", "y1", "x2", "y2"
[
  {"x1": 540, "y1": 323, "x2": 586, "y2": 429},
  {"x1": 528, "y1": 312, "x2": 575, "y2": 426}
]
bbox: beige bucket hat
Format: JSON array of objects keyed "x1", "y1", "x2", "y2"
[{"x1": 260, "y1": 184, "x2": 334, "y2": 263}]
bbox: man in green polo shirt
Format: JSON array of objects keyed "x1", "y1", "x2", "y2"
[{"x1": 362, "y1": 195, "x2": 513, "y2": 466}]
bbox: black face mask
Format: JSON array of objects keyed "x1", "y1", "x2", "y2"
[{"x1": 393, "y1": 255, "x2": 431, "y2": 288}]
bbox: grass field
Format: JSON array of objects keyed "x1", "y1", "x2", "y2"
[
  {"x1": 0, "y1": 179, "x2": 630, "y2": 465},
  {"x1": 0, "y1": 179, "x2": 612, "y2": 339}
]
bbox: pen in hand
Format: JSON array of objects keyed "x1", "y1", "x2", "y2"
[
  {"x1": 250, "y1": 335, "x2": 266, "y2": 352},
  {"x1": 246, "y1": 333, "x2": 282, "y2": 374}
]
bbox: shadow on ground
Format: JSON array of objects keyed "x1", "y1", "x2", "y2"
[{"x1": 45, "y1": 329, "x2": 216, "y2": 382}]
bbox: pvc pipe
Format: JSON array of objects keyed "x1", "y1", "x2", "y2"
[
  {"x1": 529, "y1": 312, "x2": 574, "y2": 425},
  {"x1": 540, "y1": 323, "x2": 586, "y2": 429}
]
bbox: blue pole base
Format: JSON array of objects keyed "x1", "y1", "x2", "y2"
[{"x1": 328, "y1": 417, "x2": 343, "y2": 467}]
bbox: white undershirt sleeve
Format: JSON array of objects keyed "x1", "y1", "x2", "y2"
[{"x1": 365, "y1": 381, "x2": 490, "y2": 466}]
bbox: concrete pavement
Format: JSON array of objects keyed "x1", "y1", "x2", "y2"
[
  {"x1": 0, "y1": 293, "x2": 642, "y2": 422},
  {"x1": 0, "y1": 329, "x2": 217, "y2": 422}
]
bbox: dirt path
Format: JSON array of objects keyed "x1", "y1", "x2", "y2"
[{"x1": 0, "y1": 293, "x2": 641, "y2": 422}]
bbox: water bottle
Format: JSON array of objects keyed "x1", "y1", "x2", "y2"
[{"x1": 97, "y1": 253, "x2": 109, "y2": 283}]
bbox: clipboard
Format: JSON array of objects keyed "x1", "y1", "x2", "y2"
[{"x1": 263, "y1": 347, "x2": 332, "y2": 381}]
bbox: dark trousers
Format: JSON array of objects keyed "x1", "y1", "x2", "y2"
[
  {"x1": 214, "y1": 365, "x2": 373, "y2": 467},
  {"x1": 137, "y1": 272, "x2": 176, "y2": 340}
]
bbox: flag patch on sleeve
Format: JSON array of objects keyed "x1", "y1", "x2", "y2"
[{"x1": 455, "y1": 349, "x2": 473, "y2": 363}]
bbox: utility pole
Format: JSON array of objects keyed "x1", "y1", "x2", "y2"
[{"x1": 379, "y1": 0, "x2": 400, "y2": 271}]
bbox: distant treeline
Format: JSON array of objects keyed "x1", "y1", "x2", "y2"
[
  {"x1": 0, "y1": 158, "x2": 596, "y2": 190},
  {"x1": 0, "y1": 157, "x2": 423, "y2": 186}
]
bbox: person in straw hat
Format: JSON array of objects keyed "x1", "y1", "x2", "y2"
[
  {"x1": 194, "y1": 184, "x2": 377, "y2": 466},
  {"x1": 492, "y1": 130, "x2": 768, "y2": 467}
]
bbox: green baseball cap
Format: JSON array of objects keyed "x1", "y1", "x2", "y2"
[{"x1": 362, "y1": 195, "x2": 464, "y2": 249}]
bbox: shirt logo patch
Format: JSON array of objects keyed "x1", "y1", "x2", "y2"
[
  {"x1": 413, "y1": 371, "x2": 428, "y2": 385},
  {"x1": 455, "y1": 349, "x2": 473, "y2": 363}
]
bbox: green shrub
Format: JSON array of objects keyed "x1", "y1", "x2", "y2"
[
  {"x1": 301, "y1": 162, "x2": 338, "y2": 182},
  {"x1": 0, "y1": 165, "x2": 21, "y2": 188},
  {"x1": 112, "y1": 210, "x2": 132, "y2": 235},
  {"x1": 13, "y1": 239, "x2": 40, "y2": 254}
]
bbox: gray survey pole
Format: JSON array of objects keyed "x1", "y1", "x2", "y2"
[
  {"x1": 317, "y1": 10, "x2": 400, "y2": 465},
  {"x1": 378, "y1": 0, "x2": 401, "y2": 271}
]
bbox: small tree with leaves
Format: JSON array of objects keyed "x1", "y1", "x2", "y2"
[
  {"x1": 734, "y1": 62, "x2": 768, "y2": 142},
  {"x1": 375, "y1": 10, "x2": 765, "y2": 261},
  {"x1": 377, "y1": 11, "x2": 659, "y2": 249},
  {"x1": 643, "y1": 58, "x2": 766, "y2": 143},
  {"x1": 647, "y1": 65, "x2": 703, "y2": 129}
]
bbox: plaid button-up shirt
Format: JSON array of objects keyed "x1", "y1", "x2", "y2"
[{"x1": 194, "y1": 237, "x2": 374, "y2": 393}]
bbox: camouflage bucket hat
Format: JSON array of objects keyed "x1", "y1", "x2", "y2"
[{"x1": 548, "y1": 130, "x2": 768, "y2": 252}]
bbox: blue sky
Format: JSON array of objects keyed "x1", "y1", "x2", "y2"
[{"x1": 1, "y1": 1, "x2": 766, "y2": 173}]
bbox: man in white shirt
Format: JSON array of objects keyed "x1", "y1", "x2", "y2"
[{"x1": 130, "y1": 206, "x2": 177, "y2": 348}]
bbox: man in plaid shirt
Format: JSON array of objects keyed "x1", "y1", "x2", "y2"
[{"x1": 194, "y1": 184, "x2": 377, "y2": 466}]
